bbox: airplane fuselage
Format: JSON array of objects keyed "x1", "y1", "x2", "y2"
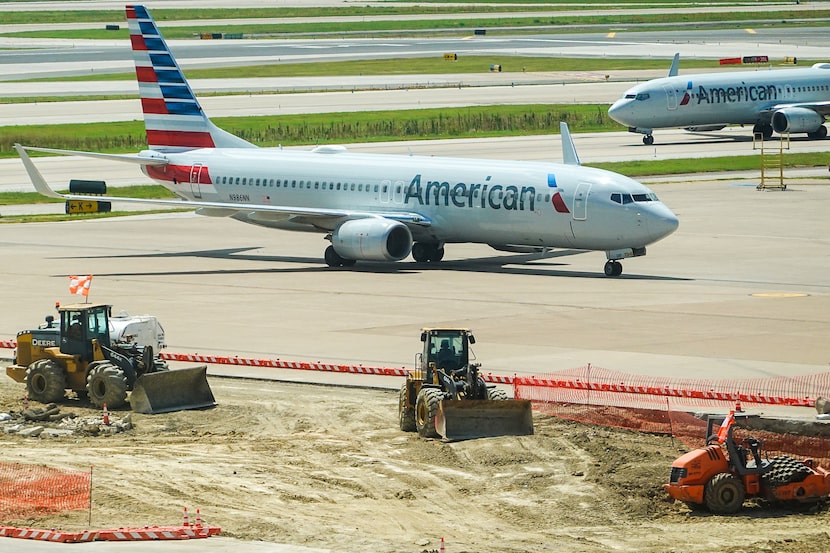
[
  {"x1": 143, "y1": 147, "x2": 677, "y2": 253},
  {"x1": 609, "y1": 64, "x2": 830, "y2": 141}
]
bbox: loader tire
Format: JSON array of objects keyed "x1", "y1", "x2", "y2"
[
  {"x1": 704, "y1": 472, "x2": 745, "y2": 514},
  {"x1": 487, "y1": 387, "x2": 509, "y2": 401},
  {"x1": 399, "y1": 385, "x2": 416, "y2": 432},
  {"x1": 26, "y1": 359, "x2": 66, "y2": 404},
  {"x1": 415, "y1": 387, "x2": 443, "y2": 439},
  {"x1": 86, "y1": 362, "x2": 128, "y2": 409}
]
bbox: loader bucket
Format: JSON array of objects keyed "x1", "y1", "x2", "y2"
[
  {"x1": 129, "y1": 365, "x2": 216, "y2": 414},
  {"x1": 435, "y1": 399, "x2": 533, "y2": 441}
]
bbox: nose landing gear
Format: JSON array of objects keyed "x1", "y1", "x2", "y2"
[{"x1": 604, "y1": 260, "x2": 623, "y2": 277}]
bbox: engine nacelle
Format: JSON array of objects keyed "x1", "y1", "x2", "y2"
[
  {"x1": 332, "y1": 218, "x2": 413, "y2": 262},
  {"x1": 771, "y1": 107, "x2": 823, "y2": 133}
]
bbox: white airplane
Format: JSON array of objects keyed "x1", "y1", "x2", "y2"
[
  {"x1": 609, "y1": 53, "x2": 830, "y2": 145},
  {"x1": 15, "y1": 4, "x2": 678, "y2": 277}
]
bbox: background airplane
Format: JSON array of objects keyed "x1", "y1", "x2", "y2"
[
  {"x1": 15, "y1": 4, "x2": 678, "y2": 277},
  {"x1": 609, "y1": 53, "x2": 830, "y2": 144}
]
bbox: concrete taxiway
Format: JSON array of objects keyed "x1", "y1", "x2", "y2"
[{"x1": 2, "y1": 176, "x2": 828, "y2": 386}]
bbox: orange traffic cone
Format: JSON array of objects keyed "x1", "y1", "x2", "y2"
[
  {"x1": 440, "y1": 537, "x2": 445, "y2": 553},
  {"x1": 102, "y1": 403, "x2": 110, "y2": 425},
  {"x1": 195, "y1": 508, "x2": 202, "y2": 527},
  {"x1": 735, "y1": 399, "x2": 743, "y2": 412},
  {"x1": 183, "y1": 506, "x2": 190, "y2": 527}
]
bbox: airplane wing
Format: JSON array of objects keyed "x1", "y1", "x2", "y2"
[
  {"x1": 765, "y1": 101, "x2": 830, "y2": 117},
  {"x1": 14, "y1": 144, "x2": 432, "y2": 228}
]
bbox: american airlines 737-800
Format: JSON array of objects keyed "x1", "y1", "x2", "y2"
[
  {"x1": 15, "y1": 5, "x2": 678, "y2": 277},
  {"x1": 609, "y1": 53, "x2": 830, "y2": 145}
]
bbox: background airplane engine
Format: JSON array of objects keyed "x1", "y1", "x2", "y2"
[
  {"x1": 332, "y1": 218, "x2": 413, "y2": 261},
  {"x1": 771, "y1": 107, "x2": 824, "y2": 133}
]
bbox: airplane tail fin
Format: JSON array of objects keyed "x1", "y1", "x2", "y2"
[
  {"x1": 667, "y1": 53, "x2": 680, "y2": 77},
  {"x1": 559, "y1": 122, "x2": 580, "y2": 166},
  {"x1": 126, "y1": 5, "x2": 256, "y2": 152}
]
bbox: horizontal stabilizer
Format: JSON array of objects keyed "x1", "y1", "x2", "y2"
[{"x1": 16, "y1": 144, "x2": 169, "y2": 166}]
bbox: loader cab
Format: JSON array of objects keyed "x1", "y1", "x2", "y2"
[
  {"x1": 419, "y1": 328, "x2": 474, "y2": 379},
  {"x1": 59, "y1": 303, "x2": 112, "y2": 362}
]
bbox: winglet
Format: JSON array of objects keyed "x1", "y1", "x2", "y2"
[
  {"x1": 667, "y1": 53, "x2": 680, "y2": 77},
  {"x1": 14, "y1": 144, "x2": 66, "y2": 199},
  {"x1": 559, "y1": 122, "x2": 580, "y2": 166}
]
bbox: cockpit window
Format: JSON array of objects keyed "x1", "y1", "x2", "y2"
[
  {"x1": 624, "y1": 93, "x2": 636, "y2": 99},
  {"x1": 632, "y1": 193, "x2": 660, "y2": 202},
  {"x1": 635, "y1": 93, "x2": 650, "y2": 101},
  {"x1": 611, "y1": 193, "x2": 634, "y2": 204}
]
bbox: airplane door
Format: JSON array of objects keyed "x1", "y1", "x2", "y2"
[
  {"x1": 572, "y1": 182, "x2": 591, "y2": 221},
  {"x1": 663, "y1": 85, "x2": 678, "y2": 111},
  {"x1": 379, "y1": 179, "x2": 391, "y2": 203},
  {"x1": 392, "y1": 180, "x2": 405, "y2": 204},
  {"x1": 190, "y1": 163, "x2": 204, "y2": 199}
]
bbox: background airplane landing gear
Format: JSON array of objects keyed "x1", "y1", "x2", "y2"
[
  {"x1": 604, "y1": 260, "x2": 623, "y2": 277},
  {"x1": 753, "y1": 123, "x2": 773, "y2": 139},
  {"x1": 643, "y1": 135, "x2": 654, "y2": 145}
]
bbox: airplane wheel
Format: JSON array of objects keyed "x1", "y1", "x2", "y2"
[
  {"x1": 643, "y1": 135, "x2": 654, "y2": 145},
  {"x1": 808, "y1": 126, "x2": 828, "y2": 139},
  {"x1": 324, "y1": 245, "x2": 353, "y2": 267},
  {"x1": 412, "y1": 243, "x2": 444, "y2": 263},
  {"x1": 604, "y1": 260, "x2": 623, "y2": 277},
  {"x1": 411, "y1": 243, "x2": 429, "y2": 263}
]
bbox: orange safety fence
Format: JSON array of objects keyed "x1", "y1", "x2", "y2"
[
  {"x1": 0, "y1": 463, "x2": 90, "y2": 519},
  {"x1": 519, "y1": 366, "x2": 830, "y2": 468}
]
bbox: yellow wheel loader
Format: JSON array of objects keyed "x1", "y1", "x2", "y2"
[
  {"x1": 7, "y1": 303, "x2": 215, "y2": 414},
  {"x1": 399, "y1": 327, "x2": 533, "y2": 441}
]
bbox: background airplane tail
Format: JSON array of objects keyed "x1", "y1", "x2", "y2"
[{"x1": 126, "y1": 5, "x2": 256, "y2": 152}]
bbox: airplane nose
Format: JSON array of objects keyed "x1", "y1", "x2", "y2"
[
  {"x1": 647, "y1": 205, "x2": 679, "y2": 242},
  {"x1": 608, "y1": 100, "x2": 627, "y2": 124}
]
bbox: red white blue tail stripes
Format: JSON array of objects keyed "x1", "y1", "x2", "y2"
[{"x1": 126, "y1": 5, "x2": 255, "y2": 151}]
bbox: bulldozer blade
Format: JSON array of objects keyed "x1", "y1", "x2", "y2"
[
  {"x1": 129, "y1": 365, "x2": 216, "y2": 414},
  {"x1": 435, "y1": 399, "x2": 533, "y2": 441}
]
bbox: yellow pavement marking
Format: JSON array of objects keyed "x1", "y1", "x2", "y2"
[{"x1": 750, "y1": 292, "x2": 809, "y2": 298}]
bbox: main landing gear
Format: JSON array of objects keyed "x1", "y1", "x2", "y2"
[
  {"x1": 324, "y1": 245, "x2": 356, "y2": 268},
  {"x1": 604, "y1": 260, "x2": 623, "y2": 277},
  {"x1": 752, "y1": 123, "x2": 773, "y2": 140},
  {"x1": 411, "y1": 242, "x2": 444, "y2": 263},
  {"x1": 642, "y1": 134, "x2": 654, "y2": 145}
]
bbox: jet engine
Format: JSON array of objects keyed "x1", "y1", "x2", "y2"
[
  {"x1": 332, "y1": 218, "x2": 413, "y2": 261},
  {"x1": 771, "y1": 107, "x2": 823, "y2": 133}
]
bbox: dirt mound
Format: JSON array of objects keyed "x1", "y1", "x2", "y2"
[{"x1": 1, "y1": 375, "x2": 829, "y2": 552}]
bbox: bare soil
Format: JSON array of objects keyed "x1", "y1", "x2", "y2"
[{"x1": 1, "y1": 375, "x2": 829, "y2": 553}]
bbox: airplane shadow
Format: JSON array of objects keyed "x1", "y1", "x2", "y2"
[
  {"x1": 50, "y1": 246, "x2": 689, "y2": 281},
  {"x1": 635, "y1": 132, "x2": 820, "y2": 147}
]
